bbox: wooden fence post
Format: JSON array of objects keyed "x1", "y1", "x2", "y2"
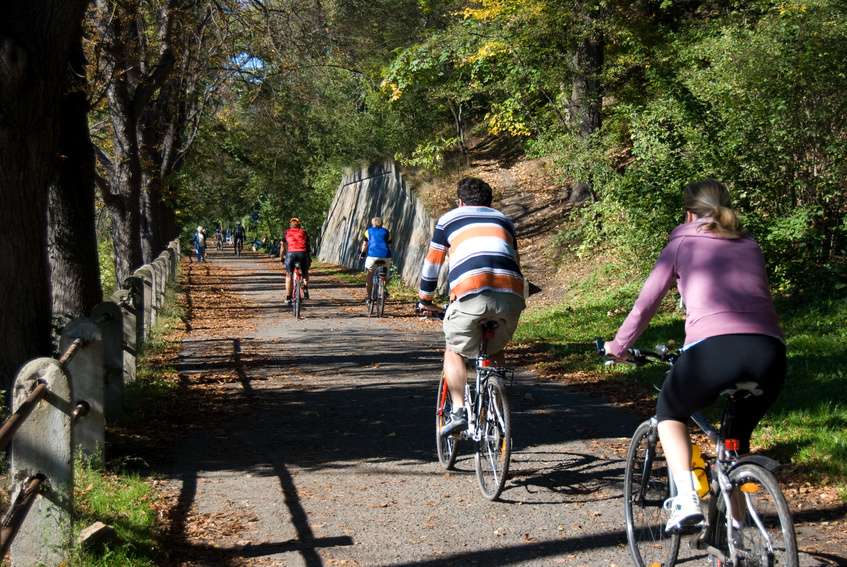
[
  {"x1": 9, "y1": 358, "x2": 73, "y2": 567},
  {"x1": 60, "y1": 317, "x2": 104, "y2": 458}
]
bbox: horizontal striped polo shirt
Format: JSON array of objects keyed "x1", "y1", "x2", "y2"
[{"x1": 419, "y1": 206, "x2": 524, "y2": 302}]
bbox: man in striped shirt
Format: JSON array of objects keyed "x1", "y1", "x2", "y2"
[{"x1": 419, "y1": 177, "x2": 525, "y2": 435}]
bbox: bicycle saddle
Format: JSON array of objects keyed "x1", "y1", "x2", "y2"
[
  {"x1": 719, "y1": 381, "x2": 764, "y2": 398},
  {"x1": 480, "y1": 321, "x2": 500, "y2": 338}
]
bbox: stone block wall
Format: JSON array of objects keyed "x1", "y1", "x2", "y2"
[{"x1": 318, "y1": 160, "x2": 445, "y2": 291}]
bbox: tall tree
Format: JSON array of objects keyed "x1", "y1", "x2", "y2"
[
  {"x1": 93, "y1": 0, "x2": 178, "y2": 282},
  {"x1": 47, "y1": 31, "x2": 103, "y2": 337},
  {"x1": 0, "y1": 0, "x2": 90, "y2": 387}
]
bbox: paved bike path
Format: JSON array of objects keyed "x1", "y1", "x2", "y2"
[{"x1": 167, "y1": 250, "x2": 827, "y2": 566}]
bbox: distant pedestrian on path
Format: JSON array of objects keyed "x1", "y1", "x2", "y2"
[{"x1": 193, "y1": 226, "x2": 207, "y2": 262}]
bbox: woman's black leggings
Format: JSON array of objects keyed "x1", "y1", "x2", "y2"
[{"x1": 657, "y1": 333, "x2": 786, "y2": 454}]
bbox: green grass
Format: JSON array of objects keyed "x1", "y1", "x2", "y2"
[
  {"x1": 72, "y1": 458, "x2": 158, "y2": 566},
  {"x1": 515, "y1": 261, "x2": 847, "y2": 497},
  {"x1": 71, "y1": 274, "x2": 185, "y2": 564}
]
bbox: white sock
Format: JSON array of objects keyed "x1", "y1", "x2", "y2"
[{"x1": 673, "y1": 469, "x2": 696, "y2": 498}]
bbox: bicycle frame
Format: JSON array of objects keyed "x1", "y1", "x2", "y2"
[
  {"x1": 460, "y1": 328, "x2": 512, "y2": 442},
  {"x1": 371, "y1": 265, "x2": 386, "y2": 299}
]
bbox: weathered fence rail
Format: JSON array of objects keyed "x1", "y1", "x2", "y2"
[{"x1": 0, "y1": 238, "x2": 181, "y2": 566}]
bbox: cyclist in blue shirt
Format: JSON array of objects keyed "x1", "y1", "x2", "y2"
[{"x1": 359, "y1": 217, "x2": 392, "y2": 302}]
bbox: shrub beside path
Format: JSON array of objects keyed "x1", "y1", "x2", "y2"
[{"x1": 148, "y1": 249, "x2": 837, "y2": 566}]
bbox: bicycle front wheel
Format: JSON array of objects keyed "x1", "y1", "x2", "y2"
[
  {"x1": 711, "y1": 463, "x2": 798, "y2": 567},
  {"x1": 624, "y1": 419, "x2": 681, "y2": 567},
  {"x1": 475, "y1": 376, "x2": 511, "y2": 500},
  {"x1": 435, "y1": 376, "x2": 459, "y2": 469}
]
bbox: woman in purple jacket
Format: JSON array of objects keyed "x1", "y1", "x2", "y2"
[{"x1": 605, "y1": 179, "x2": 785, "y2": 532}]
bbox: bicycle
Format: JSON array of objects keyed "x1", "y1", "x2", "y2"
[
  {"x1": 594, "y1": 339, "x2": 798, "y2": 567},
  {"x1": 234, "y1": 237, "x2": 244, "y2": 256},
  {"x1": 290, "y1": 263, "x2": 304, "y2": 319},
  {"x1": 367, "y1": 260, "x2": 388, "y2": 318},
  {"x1": 215, "y1": 234, "x2": 223, "y2": 251},
  {"x1": 421, "y1": 304, "x2": 514, "y2": 500}
]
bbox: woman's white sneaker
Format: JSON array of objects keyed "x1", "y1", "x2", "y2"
[{"x1": 664, "y1": 492, "x2": 704, "y2": 533}]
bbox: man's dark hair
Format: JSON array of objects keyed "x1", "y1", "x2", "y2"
[{"x1": 457, "y1": 177, "x2": 493, "y2": 207}]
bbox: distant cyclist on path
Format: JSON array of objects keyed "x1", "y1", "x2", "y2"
[
  {"x1": 418, "y1": 177, "x2": 525, "y2": 436},
  {"x1": 282, "y1": 217, "x2": 311, "y2": 304},
  {"x1": 359, "y1": 216, "x2": 392, "y2": 303}
]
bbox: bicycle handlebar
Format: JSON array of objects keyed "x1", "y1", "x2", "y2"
[
  {"x1": 416, "y1": 301, "x2": 446, "y2": 320},
  {"x1": 594, "y1": 337, "x2": 678, "y2": 366}
]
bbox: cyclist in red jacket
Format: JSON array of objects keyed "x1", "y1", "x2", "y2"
[{"x1": 282, "y1": 217, "x2": 311, "y2": 304}]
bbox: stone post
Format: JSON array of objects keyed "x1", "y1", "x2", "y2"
[
  {"x1": 111, "y1": 289, "x2": 137, "y2": 385},
  {"x1": 122, "y1": 276, "x2": 146, "y2": 352},
  {"x1": 133, "y1": 265, "x2": 155, "y2": 336},
  {"x1": 10, "y1": 358, "x2": 73, "y2": 567},
  {"x1": 92, "y1": 302, "x2": 124, "y2": 420},
  {"x1": 153, "y1": 257, "x2": 168, "y2": 309},
  {"x1": 60, "y1": 317, "x2": 104, "y2": 458},
  {"x1": 165, "y1": 246, "x2": 178, "y2": 281}
]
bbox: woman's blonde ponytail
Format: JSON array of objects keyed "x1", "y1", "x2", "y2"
[{"x1": 683, "y1": 179, "x2": 743, "y2": 239}]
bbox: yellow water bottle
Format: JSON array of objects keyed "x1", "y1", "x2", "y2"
[{"x1": 690, "y1": 444, "x2": 709, "y2": 498}]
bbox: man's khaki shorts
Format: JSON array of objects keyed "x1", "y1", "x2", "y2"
[{"x1": 443, "y1": 291, "x2": 525, "y2": 358}]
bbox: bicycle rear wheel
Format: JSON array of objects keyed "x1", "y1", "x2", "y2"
[
  {"x1": 435, "y1": 376, "x2": 459, "y2": 469},
  {"x1": 292, "y1": 277, "x2": 301, "y2": 318},
  {"x1": 475, "y1": 375, "x2": 511, "y2": 500},
  {"x1": 624, "y1": 419, "x2": 681, "y2": 567},
  {"x1": 711, "y1": 464, "x2": 798, "y2": 567},
  {"x1": 377, "y1": 276, "x2": 386, "y2": 317}
]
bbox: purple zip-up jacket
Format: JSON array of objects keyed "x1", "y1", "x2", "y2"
[{"x1": 605, "y1": 219, "x2": 783, "y2": 358}]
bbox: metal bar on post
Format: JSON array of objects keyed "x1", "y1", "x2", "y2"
[
  {"x1": 0, "y1": 474, "x2": 46, "y2": 558},
  {"x1": 0, "y1": 383, "x2": 48, "y2": 452}
]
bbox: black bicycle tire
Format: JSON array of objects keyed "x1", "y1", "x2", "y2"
[
  {"x1": 292, "y1": 277, "x2": 301, "y2": 318},
  {"x1": 474, "y1": 376, "x2": 511, "y2": 500},
  {"x1": 377, "y1": 276, "x2": 386, "y2": 317},
  {"x1": 624, "y1": 419, "x2": 681, "y2": 567},
  {"x1": 710, "y1": 464, "x2": 798, "y2": 567},
  {"x1": 435, "y1": 376, "x2": 459, "y2": 469}
]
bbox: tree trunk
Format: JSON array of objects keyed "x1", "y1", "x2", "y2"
[
  {"x1": 568, "y1": 32, "x2": 604, "y2": 137},
  {"x1": 567, "y1": 22, "x2": 604, "y2": 206},
  {"x1": 47, "y1": 35, "x2": 103, "y2": 339},
  {"x1": 0, "y1": 0, "x2": 89, "y2": 387}
]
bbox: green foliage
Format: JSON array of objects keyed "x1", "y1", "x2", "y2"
[
  {"x1": 552, "y1": 0, "x2": 847, "y2": 290},
  {"x1": 98, "y1": 237, "x2": 118, "y2": 298}
]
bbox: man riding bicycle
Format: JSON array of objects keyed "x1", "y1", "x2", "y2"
[
  {"x1": 282, "y1": 217, "x2": 310, "y2": 304},
  {"x1": 359, "y1": 216, "x2": 392, "y2": 303},
  {"x1": 418, "y1": 177, "x2": 525, "y2": 436},
  {"x1": 234, "y1": 222, "x2": 246, "y2": 252}
]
